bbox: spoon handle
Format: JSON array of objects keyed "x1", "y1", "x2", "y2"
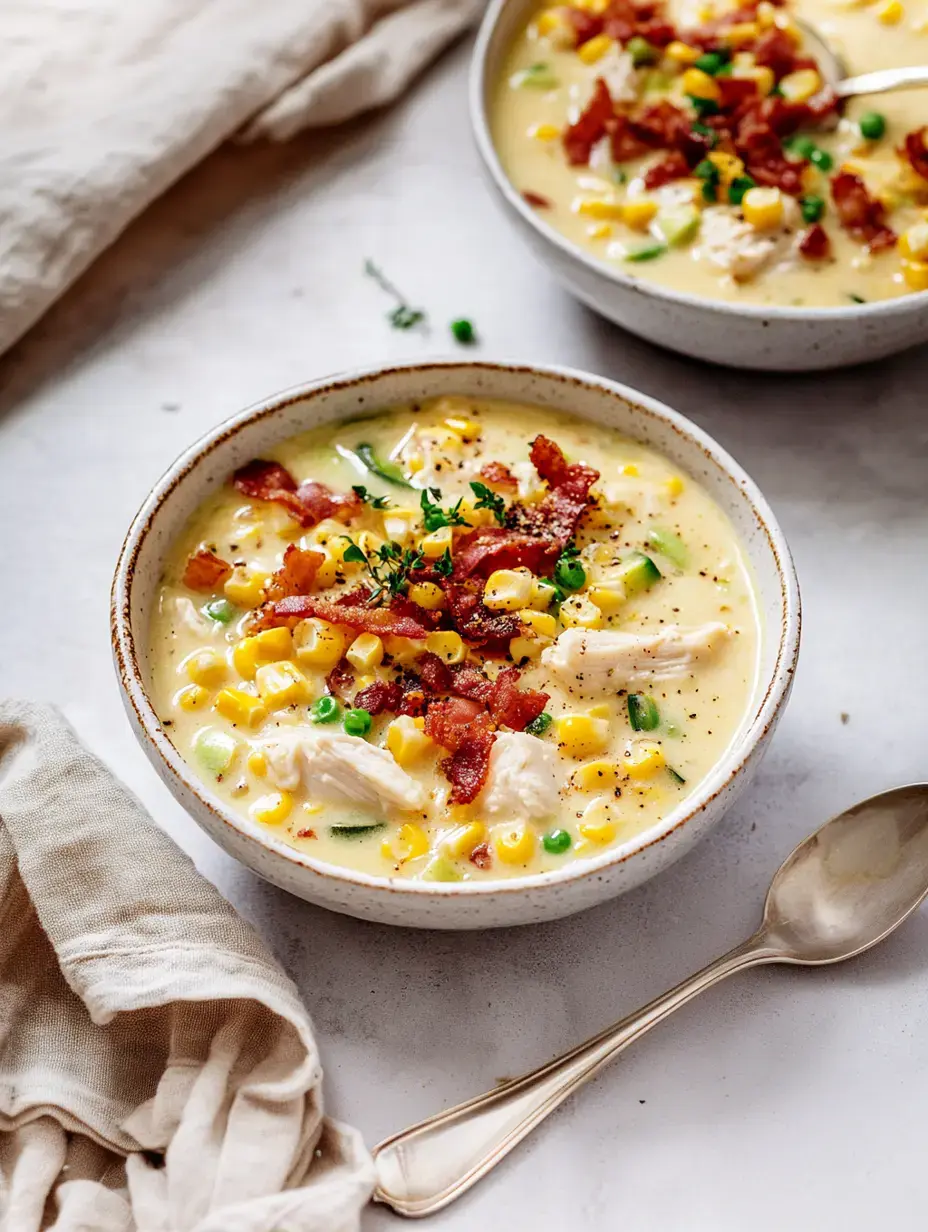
[
  {"x1": 838, "y1": 65, "x2": 928, "y2": 98},
  {"x1": 373, "y1": 932, "x2": 782, "y2": 1218}
]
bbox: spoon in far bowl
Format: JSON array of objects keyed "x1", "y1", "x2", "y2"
[
  {"x1": 373, "y1": 784, "x2": 928, "y2": 1218},
  {"x1": 795, "y1": 17, "x2": 928, "y2": 99}
]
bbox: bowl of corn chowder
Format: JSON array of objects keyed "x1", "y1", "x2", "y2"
[
  {"x1": 112, "y1": 362, "x2": 799, "y2": 928},
  {"x1": 472, "y1": 0, "x2": 928, "y2": 368}
]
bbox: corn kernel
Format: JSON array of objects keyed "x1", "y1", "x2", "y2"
[
  {"x1": 554, "y1": 714, "x2": 610, "y2": 758},
  {"x1": 255, "y1": 661, "x2": 310, "y2": 708},
  {"x1": 624, "y1": 740, "x2": 666, "y2": 778},
  {"x1": 484, "y1": 567, "x2": 535, "y2": 611},
  {"x1": 578, "y1": 799, "x2": 619, "y2": 843},
  {"x1": 731, "y1": 58, "x2": 775, "y2": 94},
  {"x1": 576, "y1": 197, "x2": 625, "y2": 220},
  {"x1": 588, "y1": 584, "x2": 626, "y2": 614},
  {"x1": 292, "y1": 618, "x2": 351, "y2": 669},
  {"x1": 223, "y1": 567, "x2": 269, "y2": 609},
  {"x1": 310, "y1": 550, "x2": 339, "y2": 589},
  {"x1": 571, "y1": 760, "x2": 621, "y2": 790},
  {"x1": 177, "y1": 684, "x2": 209, "y2": 712},
  {"x1": 247, "y1": 750, "x2": 267, "y2": 777},
  {"x1": 526, "y1": 577, "x2": 559, "y2": 610},
  {"x1": 665, "y1": 475, "x2": 685, "y2": 497},
  {"x1": 665, "y1": 40, "x2": 701, "y2": 63},
  {"x1": 899, "y1": 222, "x2": 928, "y2": 261},
  {"x1": 357, "y1": 530, "x2": 386, "y2": 558},
  {"x1": 346, "y1": 632, "x2": 385, "y2": 673},
  {"x1": 537, "y1": 6, "x2": 568, "y2": 35},
  {"x1": 382, "y1": 509, "x2": 419, "y2": 546},
  {"x1": 577, "y1": 33, "x2": 614, "y2": 63},
  {"x1": 573, "y1": 0, "x2": 610, "y2": 11},
  {"x1": 383, "y1": 821, "x2": 431, "y2": 863},
  {"x1": 443, "y1": 415, "x2": 480, "y2": 439},
  {"x1": 877, "y1": 0, "x2": 904, "y2": 21},
  {"x1": 530, "y1": 123, "x2": 561, "y2": 142},
  {"x1": 621, "y1": 199, "x2": 658, "y2": 230},
  {"x1": 559, "y1": 595, "x2": 604, "y2": 629},
  {"x1": 778, "y1": 68, "x2": 822, "y2": 103},
  {"x1": 518, "y1": 609, "x2": 558, "y2": 638},
  {"x1": 386, "y1": 715, "x2": 434, "y2": 767},
  {"x1": 681, "y1": 67, "x2": 722, "y2": 102},
  {"x1": 250, "y1": 790, "x2": 293, "y2": 826},
  {"x1": 425, "y1": 630, "x2": 466, "y2": 664},
  {"x1": 588, "y1": 222, "x2": 612, "y2": 239},
  {"x1": 756, "y1": 1, "x2": 777, "y2": 26},
  {"x1": 491, "y1": 821, "x2": 536, "y2": 864},
  {"x1": 445, "y1": 821, "x2": 487, "y2": 858},
  {"x1": 383, "y1": 635, "x2": 423, "y2": 665},
  {"x1": 588, "y1": 703, "x2": 611, "y2": 719},
  {"x1": 620, "y1": 462, "x2": 640, "y2": 477},
  {"x1": 421, "y1": 526, "x2": 453, "y2": 558},
  {"x1": 708, "y1": 151, "x2": 745, "y2": 186},
  {"x1": 184, "y1": 648, "x2": 227, "y2": 688},
  {"x1": 232, "y1": 627, "x2": 293, "y2": 680},
  {"x1": 902, "y1": 259, "x2": 928, "y2": 291},
  {"x1": 722, "y1": 20, "x2": 759, "y2": 44},
  {"x1": 215, "y1": 687, "x2": 267, "y2": 728},
  {"x1": 510, "y1": 636, "x2": 541, "y2": 661},
  {"x1": 408, "y1": 581, "x2": 446, "y2": 611},
  {"x1": 742, "y1": 186, "x2": 784, "y2": 230},
  {"x1": 456, "y1": 497, "x2": 496, "y2": 528}
]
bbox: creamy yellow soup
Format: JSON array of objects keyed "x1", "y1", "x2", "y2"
[
  {"x1": 150, "y1": 398, "x2": 760, "y2": 883},
  {"x1": 492, "y1": 0, "x2": 928, "y2": 306}
]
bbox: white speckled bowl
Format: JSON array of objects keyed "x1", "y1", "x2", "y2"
[
  {"x1": 470, "y1": 0, "x2": 928, "y2": 371},
  {"x1": 112, "y1": 361, "x2": 800, "y2": 929}
]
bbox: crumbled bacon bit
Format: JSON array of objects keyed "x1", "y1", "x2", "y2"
[
  {"x1": 417, "y1": 651, "x2": 453, "y2": 694},
  {"x1": 232, "y1": 459, "x2": 297, "y2": 499},
  {"x1": 487, "y1": 667, "x2": 549, "y2": 732},
  {"x1": 448, "y1": 662, "x2": 495, "y2": 703},
  {"x1": 325, "y1": 658, "x2": 356, "y2": 701},
  {"x1": 354, "y1": 678, "x2": 403, "y2": 714},
  {"x1": 424, "y1": 698, "x2": 492, "y2": 752},
  {"x1": 901, "y1": 127, "x2": 928, "y2": 181},
  {"x1": 231, "y1": 459, "x2": 361, "y2": 529},
  {"x1": 629, "y1": 100, "x2": 693, "y2": 152},
  {"x1": 643, "y1": 150, "x2": 690, "y2": 189},
  {"x1": 716, "y1": 76, "x2": 758, "y2": 111},
  {"x1": 563, "y1": 78, "x2": 615, "y2": 166},
  {"x1": 469, "y1": 843, "x2": 492, "y2": 870},
  {"x1": 610, "y1": 113, "x2": 652, "y2": 163},
  {"x1": 444, "y1": 581, "x2": 522, "y2": 651},
  {"x1": 734, "y1": 99, "x2": 806, "y2": 196},
  {"x1": 523, "y1": 189, "x2": 554, "y2": 209},
  {"x1": 831, "y1": 172, "x2": 897, "y2": 252},
  {"x1": 253, "y1": 595, "x2": 431, "y2": 639},
  {"x1": 752, "y1": 27, "x2": 800, "y2": 79},
  {"x1": 182, "y1": 549, "x2": 232, "y2": 592},
  {"x1": 566, "y1": 6, "x2": 604, "y2": 46},
  {"x1": 452, "y1": 526, "x2": 555, "y2": 581},
  {"x1": 296, "y1": 829, "x2": 317, "y2": 839},
  {"x1": 442, "y1": 735, "x2": 497, "y2": 805},
  {"x1": 480, "y1": 461, "x2": 519, "y2": 490},
  {"x1": 265, "y1": 544, "x2": 325, "y2": 601},
  {"x1": 602, "y1": 0, "x2": 675, "y2": 44},
  {"x1": 798, "y1": 223, "x2": 831, "y2": 261}
]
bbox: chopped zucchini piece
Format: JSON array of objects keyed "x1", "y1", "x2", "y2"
[
  {"x1": 193, "y1": 728, "x2": 238, "y2": 776},
  {"x1": 420, "y1": 852, "x2": 463, "y2": 882},
  {"x1": 352, "y1": 443, "x2": 412, "y2": 488},
  {"x1": 646, "y1": 526, "x2": 689, "y2": 568},
  {"x1": 615, "y1": 551, "x2": 662, "y2": 595},
  {"x1": 329, "y1": 823, "x2": 386, "y2": 839},
  {"x1": 628, "y1": 694, "x2": 660, "y2": 732},
  {"x1": 653, "y1": 204, "x2": 700, "y2": 248},
  {"x1": 621, "y1": 238, "x2": 668, "y2": 262}
]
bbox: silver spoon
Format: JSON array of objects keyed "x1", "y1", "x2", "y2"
[
  {"x1": 373, "y1": 784, "x2": 928, "y2": 1218},
  {"x1": 795, "y1": 18, "x2": 928, "y2": 100}
]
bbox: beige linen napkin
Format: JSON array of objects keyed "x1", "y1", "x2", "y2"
[
  {"x1": 0, "y1": 699, "x2": 374, "y2": 1232},
  {"x1": 1, "y1": 0, "x2": 483, "y2": 359}
]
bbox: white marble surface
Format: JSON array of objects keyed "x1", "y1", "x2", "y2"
[{"x1": 1, "y1": 36, "x2": 927, "y2": 1230}]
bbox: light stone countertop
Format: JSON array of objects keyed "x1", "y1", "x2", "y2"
[{"x1": 1, "y1": 36, "x2": 927, "y2": 1231}]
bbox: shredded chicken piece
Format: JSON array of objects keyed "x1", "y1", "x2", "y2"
[
  {"x1": 259, "y1": 727, "x2": 425, "y2": 811},
  {"x1": 478, "y1": 733, "x2": 559, "y2": 823},
  {"x1": 541, "y1": 624, "x2": 731, "y2": 695}
]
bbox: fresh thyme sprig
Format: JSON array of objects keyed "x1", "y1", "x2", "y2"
[
  {"x1": 363, "y1": 259, "x2": 427, "y2": 331},
  {"x1": 351, "y1": 484, "x2": 391, "y2": 510},
  {"x1": 469, "y1": 480, "x2": 506, "y2": 525},
  {"x1": 420, "y1": 487, "x2": 470, "y2": 532},
  {"x1": 341, "y1": 537, "x2": 425, "y2": 606}
]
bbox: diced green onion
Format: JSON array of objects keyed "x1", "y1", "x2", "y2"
[
  {"x1": 728, "y1": 174, "x2": 756, "y2": 205},
  {"x1": 543, "y1": 829, "x2": 573, "y2": 855},
  {"x1": 627, "y1": 35, "x2": 659, "y2": 66},
  {"x1": 646, "y1": 526, "x2": 688, "y2": 568},
  {"x1": 800, "y1": 194, "x2": 825, "y2": 223},
  {"x1": 329, "y1": 823, "x2": 386, "y2": 839},
  {"x1": 510, "y1": 62, "x2": 559, "y2": 89},
  {"x1": 858, "y1": 111, "x2": 886, "y2": 141},
  {"x1": 526, "y1": 711, "x2": 553, "y2": 737},
  {"x1": 193, "y1": 728, "x2": 238, "y2": 776},
  {"x1": 628, "y1": 694, "x2": 660, "y2": 732},
  {"x1": 203, "y1": 598, "x2": 236, "y2": 624},
  {"x1": 344, "y1": 708, "x2": 372, "y2": 737},
  {"x1": 311, "y1": 696, "x2": 340, "y2": 724},
  {"x1": 450, "y1": 318, "x2": 476, "y2": 345},
  {"x1": 622, "y1": 239, "x2": 668, "y2": 262},
  {"x1": 354, "y1": 442, "x2": 412, "y2": 488}
]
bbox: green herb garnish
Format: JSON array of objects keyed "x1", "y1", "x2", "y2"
[
  {"x1": 434, "y1": 548, "x2": 454, "y2": 578},
  {"x1": 351, "y1": 484, "x2": 391, "y2": 510},
  {"x1": 728, "y1": 174, "x2": 756, "y2": 206},
  {"x1": 340, "y1": 537, "x2": 426, "y2": 605},
  {"x1": 420, "y1": 487, "x2": 470, "y2": 532},
  {"x1": 469, "y1": 480, "x2": 507, "y2": 525},
  {"x1": 553, "y1": 543, "x2": 586, "y2": 592},
  {"x1": 352, "y1": 442, "x2": 413, "y2": 488},
  {"x1": 688, "y1": 95, "x2": 720, "y2": 118},
  {"x1": 364, "y1": 259, "x2": 427, "y2": 332}
]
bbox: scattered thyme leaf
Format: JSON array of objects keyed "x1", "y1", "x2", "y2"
[
  {"x1": 364, "y1": 259, "x2": 427, "y2": 332},
  {"x1": 351, "y1": 484, "x2": 391, "y2": 510},
  {"x1": 469, "y1": 480, "x2": 506, "y2": 525},
  {"x1": 434, "y1": 548, "x2": 454, "y2": 578},
  {"x1": 420, "y1": 486, "x2": 470, "y2": 532}
]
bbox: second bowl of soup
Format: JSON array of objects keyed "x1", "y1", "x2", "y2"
[{"x1": 113, "y1": 362, "x2": 799, "y2": 927}]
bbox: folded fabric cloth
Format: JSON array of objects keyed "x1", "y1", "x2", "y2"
[
  {"x1": 0, "y1": 700, "x2": 374, "y2": 1231},
  {"x1": 0, "y1": 0, "x2": 483, "y2": 359}
]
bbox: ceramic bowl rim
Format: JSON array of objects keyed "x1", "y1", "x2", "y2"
[
  {"x1": 469, "y1": 0, "x2": 928, "y2": 325},
  {"x1": 111, "y1": 359, "x2": 801, "y2": 904}
]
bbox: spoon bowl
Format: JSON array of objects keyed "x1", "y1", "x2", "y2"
[
  {"x1": 762, "y1": 784, "x2": 928, "y2": 964},
  {"x1": 795, "y1": 16, "x2": 928, "y2": 101}
]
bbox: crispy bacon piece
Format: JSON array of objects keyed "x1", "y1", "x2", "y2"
[
  {"x1": 443, "y1": 735, "x2": 497, "y2": 806},
  {"x1": 610, "y1": 113, "x2": 653, "y2": 163},
  {"x1": 564, "y1": 78, "x2": 615, "y2": 166},
  {"x1": 734, "y1": 100, "x2": 806, "y2": 196},
  {"x1": 902, "y1": 127, "x2": 928, "y2": 180},
  {"x1": 480, "y1": 461, "x2": 519, "y2": 490},
  {"x1": 523, "y1": 189, "x2": 554, "y2": 209},
  {"x1": 253, "y1": 595, "x2": 431, "y2": 639},
  {"x1": 354, "y1": 678, "x2": 403, "y2": 715},
  {"x1": 717, "y1": 77, "x2": 758, "y2": 111},
  {"x1": 487, "y1": 667, "x2": 549, "y2": 732},
  {"x1": 425, "y1": 698, "x2": 492, "y2": 752},
  {"x1": 566, "y1": 6, "x2": 604, "y2": 45},
  {"x1": 452, "y1": 526, "x2": 555, "y2": 580},
  {"x1": 417, "y1": 651, "x2": 453, "y2": 694},
  {"x1": 449, "y1": 662, "x2": 495, "y2": 703},
  {"x1": 798, "y1": 223, "x2": 831, "y2": 261},
  {"x1": 182, "y1": 549, "x2": 232, "y2": 592},
  {"x1": 325, "y1": 658, "x2": 357, "y2": 702},
  {"x1": 469, "y1": 843, "x2": 492, "y2": 871},
  {"x1": 231, "y1": 459, "x2": 361, "y2": 529},
  {"x1": 444, "y1": 582, "x2": 522, "y2": 651},
  {"x1": 602, "y1": 0, "x2": 675, "y2": 44},
  {"x1": 630, "y1": 100, "x2": 692, "y2": 150},
  {"x1": 831, "y1": 172, "x2": 897, "y2": 252},
  {"x1": 643, "y1": 150, "x2": 690, "y2": 189},
  {"x1": 752, "y1": 28, "x2": 799, "y2": 79},
  {"x1": 264, "y1": 545, "x2": 325, "y2": 601}
]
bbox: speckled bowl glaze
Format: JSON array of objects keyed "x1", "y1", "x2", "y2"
[
  {"x1": 470, "y1": 0, "x2": 928, "y2": 372},
  {"x1": 112, "y1": 361, "x2": 800, "y2": 929}
]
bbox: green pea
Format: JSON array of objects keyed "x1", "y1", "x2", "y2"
[
  {"x1": 693, "y1": 50, "x2": 729, "y2": 75},
  {"x1": 526, "y1": 711, "x2": 553, "y2": 737},
  {"x1": 784, "y1": 134, "x2": 817, "y2": 159},
  {"x1": 809, "y1": 147, "x2": 833, "y2": 171},
  {"x1": 203, "y1": 598, "x2": 235, "y2": 624},
  {"x1": 311, "y1": 696, "x2": 340, "y2": 724},
  {"x1": 858, "y1": 112, "x2": 886, "y2": 141},
  {"x1": 543, "y1": 829, "x2": 572, "y2": 855},
  {"x1": 344, "y1": 707, "x2": 372, "y2": 737},
  {"x1": 450, "y1": 318, "x2": 476, "y2": 345},
  {"x1": 800, "y1": 195, "x2": 825, "y2": 223},
  {"x1": 626, "y1": 36, "x2": 659, "y2": 66}
]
